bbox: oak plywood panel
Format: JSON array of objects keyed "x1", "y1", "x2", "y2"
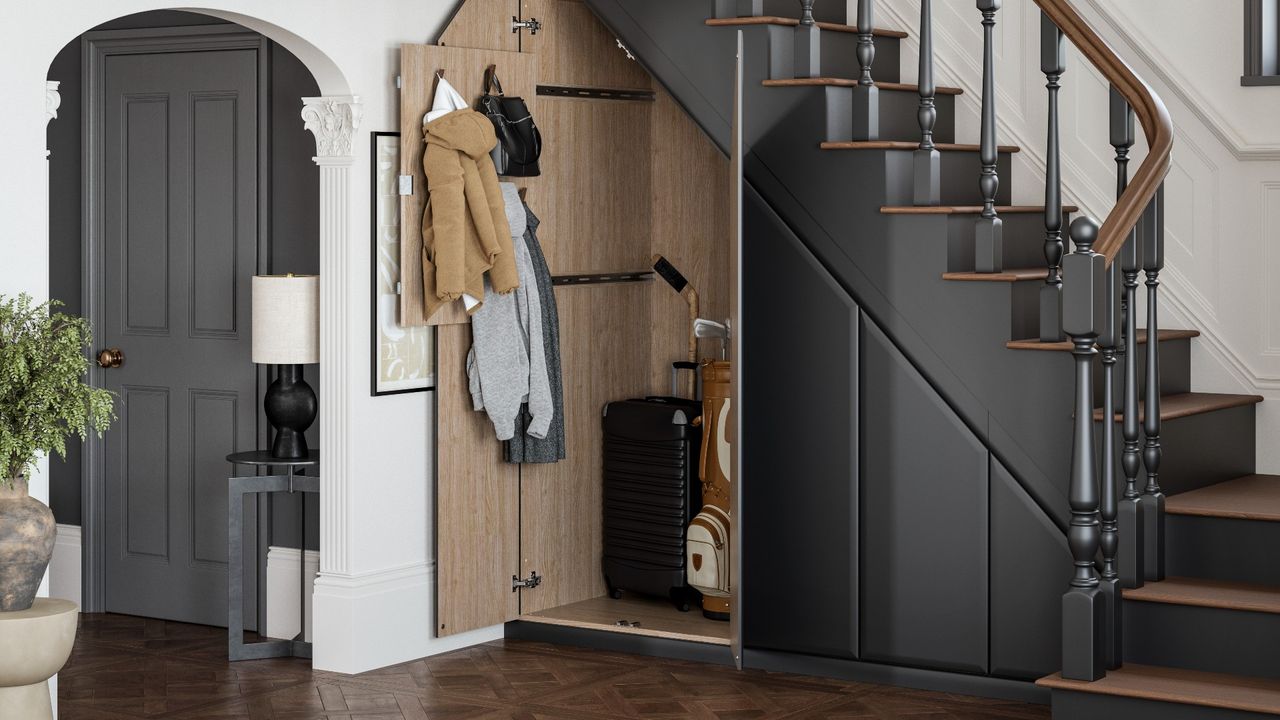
[
  {"x1": 438, "y1": 0, "x2": 520, "y2": 52},
  {"x1": 522, "y1": 0, "x2": 652, "y2": 89},
  {"x1": 648, "y1": 87, "x2": 731, "y2": 394},
  {"x1": 436, "y1": 322, "x2": 521, "y2": 635},
  {"x1": 518, "y1": 283, "x2": 653, "y2": 615},
  {"x1": 399, "y1": 43, "x2": 538, "y2": 327},
  {"x1": 520, "y1": 593, "x2": 731, "y2": 645}
]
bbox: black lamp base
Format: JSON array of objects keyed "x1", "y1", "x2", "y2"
[{"x1": 264, "y1": 364, "x2": 317, "y2": 460}]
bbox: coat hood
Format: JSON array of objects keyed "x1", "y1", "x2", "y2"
[{"x1": 424, "y1": 109, "x2": 498, "y2": 160}]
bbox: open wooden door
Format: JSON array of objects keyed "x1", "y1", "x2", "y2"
[{"x1": 400, "y1": 42, "x2": 537, "y2": 636}]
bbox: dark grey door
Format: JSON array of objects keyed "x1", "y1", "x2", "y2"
[{"x1": 100, "y1": 48, "x2": 259, "y2": 626}]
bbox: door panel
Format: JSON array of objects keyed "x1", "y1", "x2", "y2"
[{"x1": 101, "y1": 48, "x2": 259, "y2": 627}]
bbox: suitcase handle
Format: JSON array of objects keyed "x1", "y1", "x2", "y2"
[{"x1": 670, "y1": 361, "x2": 701, "y2": 400}]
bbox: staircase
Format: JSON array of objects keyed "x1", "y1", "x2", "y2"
[{"x1": 587, "y1": 0, "x2": 1280, "y2": 716}]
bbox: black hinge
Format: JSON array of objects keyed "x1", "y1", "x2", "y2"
[{"x1": 512, "y1": 570, "x2": 542, "y2": 592}]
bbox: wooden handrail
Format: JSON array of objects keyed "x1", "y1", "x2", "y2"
[{"x1": 1033, "y1": 0, "x2": 1172, "y2": 266}]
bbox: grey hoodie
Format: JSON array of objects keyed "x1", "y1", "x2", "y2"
[{"x1": 466, "y1": 184, "x2": 553, "y2": 441}]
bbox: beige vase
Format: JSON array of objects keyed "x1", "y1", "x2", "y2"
[{"x1": 0, "y1": 477, "x2": 56, "y2": 612}]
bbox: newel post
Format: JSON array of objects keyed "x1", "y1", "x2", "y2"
[{"x1": 1061, "y1": 216, "x2": 1106, "y2": 682}]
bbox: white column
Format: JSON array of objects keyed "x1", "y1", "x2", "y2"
[{"x1": 300, "y1": 96, "x2": 361, "y2": 578}]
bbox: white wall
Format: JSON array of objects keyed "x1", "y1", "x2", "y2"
[
  {"x1": 0, "y1": 0, "x2": 504, "y2": 675},
  {"x1": 874, "y1": 0, "x2": 1280, "y2": 471}
]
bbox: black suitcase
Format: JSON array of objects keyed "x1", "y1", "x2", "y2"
[{"x1": 601, "y1": 367, "x2": 703, "y2": 612}]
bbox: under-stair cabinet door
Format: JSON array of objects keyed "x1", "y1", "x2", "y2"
[{"x1": 401, "y1": 43, "x2": 537, "y2": 636}]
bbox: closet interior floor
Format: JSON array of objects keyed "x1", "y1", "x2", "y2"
[{"x1": 519, "y1": 594, "x2": 732, "y2": 645}]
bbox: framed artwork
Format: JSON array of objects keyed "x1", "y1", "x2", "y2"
[{"x1": 370, "y1": 131, "x2": 435, "y2": 395}]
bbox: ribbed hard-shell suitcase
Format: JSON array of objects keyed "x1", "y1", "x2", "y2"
[{"x1": 601, "y1": 389, "x2": 702, "y2": 611}]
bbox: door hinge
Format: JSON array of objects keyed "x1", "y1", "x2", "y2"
[
  {"x1": 395, "y1": 74, "x2": 402, "y2": 89},
  {"x1": 512, "y1": 16, "x2": 543, "y2": 35},
  {"x1": 395, "y1": 281, "x2": 403, "y2": 296},
  {"x1": 512, "y1": 570, "x2": 542, "y2": 592},
  {"x1": 616, "y1": 38, "x2": 636, "y2": 61},
  {"x1": 398, "y1": 175, "x2": 414, "y2": 196}
]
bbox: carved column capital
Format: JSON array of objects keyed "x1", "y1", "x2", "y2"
[
  {"x1": 45, "y1": 81, "x2": 61, "y2": 125},
  {"x1": 301, "y1": 95, "x2": 363, "y2": 159}
]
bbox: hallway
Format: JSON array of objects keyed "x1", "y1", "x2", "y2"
[{"x1": 57, "y1": 615, "x2": 1050, "y2": 719}]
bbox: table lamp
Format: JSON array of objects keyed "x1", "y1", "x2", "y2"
[{"x1": 252, "y1": 274, "x2": 319, "y2": 459}]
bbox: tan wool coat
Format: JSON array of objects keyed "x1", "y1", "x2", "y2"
[{"x1": 421, "y1": 109, "x2": 520, "y2": 319}]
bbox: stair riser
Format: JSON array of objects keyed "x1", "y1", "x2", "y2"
[
  {"x1": 1098, "y1": 404, "x2": 1256, "y2": 499},
  {"x1": 765, "y1": 26, "x2": 902, "y2": 84},
  {"x1": 850, "y1": 88, "x2": 955, "y2": 143},
  {"x1": 1167, "y1": 515, "x2": 1280, "y2": 587},
  {"x1": 883, "y1": 151, "x2": 1013, "y2": 207},
  {"x1": 760, "y1": 0, "x2": 850, "y2": 25},
  {"x1": 1053, "y1": 690, "x2": 1275, "y2": 720},
  {"x1": 1125, "y1": 600, "x2": 1280, "y2": 681},
  {"x1": 1092, "y1": 337, "x2": 1193, "y2": 407},
  {"x1": 944, "y1": 213, "x2": 1067, "y2": 274}
]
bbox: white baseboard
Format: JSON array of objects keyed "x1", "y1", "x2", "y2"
[
  {"x1": 49, "y1": 524, "x2": 81, "y2": 606},
  {"x1": 311, "y1": 560, "x2": 503, "y2": 674},
  {"x1": 265, "y1": 546, "x2": 320, "y2": 642}
]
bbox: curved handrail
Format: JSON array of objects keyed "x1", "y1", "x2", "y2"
[{"x1": 1033, "y1": 0, "x2": 1173, "y2": 265}]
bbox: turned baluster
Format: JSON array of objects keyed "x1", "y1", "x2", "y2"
[
  {"x1": 795, "y1": 1, "x2": 821, "y2": 78},
  {"x1": 1039, "y1": 15, "x2": 1065, "y2": 340},
  {"x1": 853, "y1": 0, "x2": 880, "y2": 139},
  {"x1": 975, "y1": 0, "x2": 1002, "y2": 273},
  {"x1": 1142, "y1": 185, "x2": 1167, "y2": 582},
  {"x1": 1099, "y1": 258, "x2": 1122, "y2": 671},
  {"x1": 1113, "y1": 88, "x2": 1145, "y2": 591},
  {"x1": 1061, "y1": 216, "x2": 1106, "y2": 682},
  {"x1": 914, "y1": 0, "x2": 939, "y2": 205}
]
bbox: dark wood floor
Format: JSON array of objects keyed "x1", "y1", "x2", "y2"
[{"x1": 59, "y1": 614, "x2": 1050, "y2": 719}]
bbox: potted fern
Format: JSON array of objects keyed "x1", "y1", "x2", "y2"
[{"x1": 0, "y1": 294, "x2": 113, "y2": 611}]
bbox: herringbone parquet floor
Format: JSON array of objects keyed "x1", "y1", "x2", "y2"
[{"x1": 58, "y1": 614, "x2": 1051, "y2": 719}]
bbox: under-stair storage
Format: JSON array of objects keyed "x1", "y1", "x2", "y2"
[{"x1": 403, "y1": 0, "x2": 736, "y2": 652}]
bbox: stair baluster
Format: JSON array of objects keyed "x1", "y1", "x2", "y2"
[
  {"x1": 853, "y1": 0, "x2": 879, "y2": 139},
  {"x1": 1142, "y1": 185, "x2": 1167, "y2": 581},
  {"x1": 1099, "y1": 259, "x2": 1122, "y2": 671},
  {"x1": 1039, "y1": 15, "x2": 1065, "y2": 340},
  {"x1": 1113, "y1": 87, "x2": 1145, "y2": 591},
  {"x1": 1061, "y1": 216, "x2": 1106, "y2": 682},
  {"x1": 975, "y1": 0, "x2": 1002, "y2": 273},
  {"x1": 795, "y1": 1, "x2": 821, "y2": 78},
  {"x1": 914, "y1": 0, "x2": 939, "y2": 205}
]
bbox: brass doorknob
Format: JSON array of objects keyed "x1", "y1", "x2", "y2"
[{"x1": 96, "y1": 348, "x2": 124, "y2": 369}]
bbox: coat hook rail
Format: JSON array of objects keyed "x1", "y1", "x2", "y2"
[
  {"x1": 551, "y1": 271, "x2": 655, "y2": 286},
  {"x1": 536, "y1": 85, "x2": 656, "y2": 102}
]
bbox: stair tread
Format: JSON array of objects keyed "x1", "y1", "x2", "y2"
[
  {"x1": 762, "y1": 78, "x2": 964, "y2": 94},
  {"x1": 942, "y1": 268, "x2": 1049, "y2": 283},
  {"x1": 1037, "y1": 664, "x2": 1280, "y2": 715},
  {"x1": 1167, "y1": 474, "x2": 1280, "y2": 522},
  {"x1": 1006, "y1": 328, "x2": 1201, "y2": 351},
  {"x1": 1125, "y1": 577, "x2": 1280, "y2": 614},
  {"x1": 704, "y1": 16, "x2": 909, "y2": 38},
  {"x1": 1093, "y1": 392, "x2": 1263, "y2": 422},
  {"x1": 821, "y1": 140, "x2": 1022, "y2": 153},
  {"x1": 882, "y1": 204, "x2": 1079, "y2": 214}
]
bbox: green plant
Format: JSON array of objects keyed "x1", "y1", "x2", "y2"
[{"x1": 0, "y1": 294, "x2": 114, "y2": 484}]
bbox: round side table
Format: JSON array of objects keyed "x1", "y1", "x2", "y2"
[{"x1": 0, "y1": 598, "x2": 78, "y2": 720}]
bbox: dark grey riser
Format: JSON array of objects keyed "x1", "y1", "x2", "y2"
[
  {"x1": 761, "y1": 0, "x2": 849, "y2": 25},
  {"x1": 1092, "y1": 336, "x2": 1193, "y2": 407},
  {"x1": 944, "y1": 213, "x2": 1071, "y2": 274},
  {"x1": 1053, "y1": 690, "x2": 1276, "y2": 720},
  {"x1": 1168, "y1": 515, "x2": 1280, "y2": 587},
  {"x1": 1097, "y1": 404, "x2": 1256, "y2": 499},
  {"x1": 763, "y1": 26, "x2": 902, "y2": 85},
  {"x1": 1125, "y1": 600, "x2": 1280, "y2": 680},
  {"x1": 883, "y1": 150, "x2": 1014, "y2": 207}
]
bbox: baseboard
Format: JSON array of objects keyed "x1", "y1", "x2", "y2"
[
  {"x1": 265, "y1": 546, "x2": 319, "y2": 642},
  {"x1": 310, "y1": 560, "x2": 503, "y2": 674},
  {"x1": 49, "y1": 524, "x2": 81, "y2": 607},
  {"x1": 742, "y1": 649, "x2": 1050, "y2": 705}
]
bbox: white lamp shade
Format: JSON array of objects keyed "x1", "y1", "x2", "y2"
[{"x1": 252, "y1": 275, "x2": 319, "y2": 364}]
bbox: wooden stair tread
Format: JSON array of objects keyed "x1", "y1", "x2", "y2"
[
  {"x1": 1006, "y1": 328, "x2": 1200, "y2": 351},
  {"x1": 883, "y1": 204, "x2": 1079, "y2": 215},
  {"x1": 1125, "y1": 577, "x2": 1280, "y2": 615},
  {"x1": 942, "y1": 268, "x2": 1048, "y2": 283},
  {"x1": 821, "y1": 140, "x2": 1021, "y2": 153},
  {"x1": 1094, "y1": 392, "x2": 1263, "y2": 422},
  {"x1": 762, "y1": 78, "x2": 964, "y2": 94},
  {"x1": 704, "y1": 16, "x2": 908, "y2": 38},
  {"x1": 1167, "y1": 475, "x2": 1280, "y2": 522},
  {"x1": 1037, "y1": 664, "x2": 1280, "y2": 715}
]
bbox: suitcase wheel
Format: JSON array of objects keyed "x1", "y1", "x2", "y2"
[
  {"x1": 670, "y1": 589, "x2": 692, "y2": 613},
  {"x1": 606, "y1": 578, "x2": 623, "y2": 600}
]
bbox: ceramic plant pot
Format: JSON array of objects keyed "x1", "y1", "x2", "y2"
[{"x1": 0, "y1": 478, "x2": 56, "y2": 612}]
